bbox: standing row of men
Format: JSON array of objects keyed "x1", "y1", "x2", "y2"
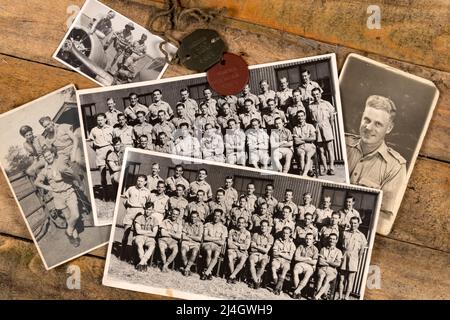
[
  {"x1": 119, "y1": 164, "x2": 367, "y2": 300},
  {"x1": 88, "y1": 73, "x2": 339, "y2": 200}
]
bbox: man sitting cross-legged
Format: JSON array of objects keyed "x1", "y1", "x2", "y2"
[
  {"x1": 200, "y1": 209, "x2": 228, "y2": 280},
  {"x1": 226, "y1": 217, "x2": 251, "y2": 284},
  {"x1": 133, "y1": 202, "x2": 159, "y2": 272},
  {"x1": 292, "y1": 233, "x2": 319, "y2": 299},
  {"x1": 248, "y1": 219, "x2": 274, "y2": 289},
  {"x1": 271, "y1": 226, "x2": 296, "y2": 295},
  {"x1": 158, "y1": 208, "x2": 183, "y2": 272},
  {"x1": 180, "y1": 211, "x2": 204, "y2": 276}
]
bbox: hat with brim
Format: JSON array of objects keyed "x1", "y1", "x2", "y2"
[{"x1": 125, "y1": 22, "x2": 135, "y2": 30}]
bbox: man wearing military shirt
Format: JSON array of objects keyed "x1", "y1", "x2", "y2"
[
  {"x1": 224, "y1": 119, "x2": 246, "y2": 166},
  {"x1": 148, "y1": 89, "x2": 173, "y2": 124},
  {"x1": 338, "y1": 195, "x2": 361, "y2": 231},
  {"x1": 258, "y1": 80, "x2": 277, "y2": 111},
  {"x1": 223, "y1": 176, "x2": 238, "y2": 209},
  {"x1": 226, "y1": 217, "x2": 251, "y2": 283},
  {"x1": 104, "y1": 97, "x2": 121, "y2": 127},
  {"x1": 346, "y1": 95, "x2": 406, "y2": 235},
  {"x1": 246, "y1": 118, "x2": 270, "y2": 170},
  {"x1": 104, "y1": 22, "x2": 134, "y2": 72},
  {"x1": 217, "y1": 95, "x2": 238, "y2": 115},
  {"x1": 165, "y1": 164, "x2": 190, "y2": 195},
  {"x1": 319, "y1": 212, "x2": 341, "y2": 248},
  {"x1": 337, "y1": 217, "x2": 367, "y2": 300},
  {"x1": 149, "y1": 180, "x2": 169, "y2": 223},
  {"x1": 263, "y1": 98, "x2": 287, "y2": 130},
  {"x1": 106, "y1": 137, "x2": 124, "y2": 197},
  {"x1": 35, "y1": 149, "x2": 81, "y2": 247},
  {"x1": 286, "y1": 89, "x2": 306, "y2": 127},
  {"x1": 200, "y1": 123, "x2": 224, "y2": 162},
  {"x1": 294, "y1": 212, "x2": 318, "y2": 246},
  {"x1": 123, "y1": 92, "x2": 148, "y2": 125},
  {"x1": 256, "y1": 184, "x2": 278, "y2": 216},
  {"x1": 271, "y1": 226, "x2": 296, "y2": 295},
  {"x1": 248, "y1": 220, "x2": 274, "y2": 289},
  {"x1": 113, "y1": 113, "x2": 134, "y2": 148},
  {"x1": 314, "y1": 233, "x2": 342, "y2": 300},
  {"x1": 200, "y1": 209, "x2": 228, "y2": 280},
  {"x1": 171, "y1": 103, "x2": 194, "y2": 129},
  {"x1": 237, "y1": 84, "x2": 260, "y2": 113},
  {"x1": 132, "y1": 111, "x2": 153, "y2": 146},
  {"x1": 298, "y1": 192, "x2": 317, "y2": 221},
  {"x1": 194, "y1": 103, "x2": 218, "y2": 134},
  {"x1": 245, "y1": 183, "x2": 258, "y2": 213},
  {"x1": 250, "y1": 202, "x2": 273, "y2": 233},
  {"x1": 208, "y1": 189, "x2": 231, "y2": 223},
  {"x1": 292, "y1": 110, "x2": 316, "y2": 177},
  {"x1": 239, "y1": 99, "x2": 262, "y2": 130},
  {"x1": 275, "y1": 189, "x2": 298, "y2": 220},
  {"x1": 276, "y1": 77, "x2": 293, "y2": 112},
  {"x1": 180, "y1": 211, "x2": 204, "y2": 276},
  {"x1": 121, "y1": 175, "x2": 151, "y2": 260},
  {"x1": 133, "y1": 202, "x2": 159, "y2": 272},
  {"x1": 152, "y1": 110, "x2": 175, "y2": 142},
  {"x1": 167, "y1": 184, "x2": 189, "y2": 221},
  {"x1": 309, "y1": 88, "x2": 336, "y2": 175},
  {"x1": 187, "y1": 190, "x2": 210, "y2": 222},
  {"x1": 292, "y1": 233, "x2": 319, "y2": 299},
  {"x1": 315, "y1": 196, "x2": 334, "y2": 228},
  {"x1": 88, "y1": 113, "x2": 113, "y2": 200},
  {"x1": 188, "y1": 169, "x2": 212, "y2": 201},
  {"x1": 298, "y1": 70, "x2": 323, "y2": 108},
  {"x1": 202, "y1": 88, "x2": 218, "y2": 117},
  {"x1": 146, "y1": 162, "x2": 163, "y2": 192},
  {"x1": 228, "y1": 196, "x2": 252, "y2": 230},
  {"x1": 138, "y1": 135, "x2": 152, "y2": 150},
  {"x1": 273, "y1": 206, "x2": 295, "y2": 237},
  {"x1": 270, "y1": 117, "x2": 294, "y2": 173},
  {"x1": 173, "y1": 123, "x2": 201, "y2": 159},
  {"x1": 217, "y1": 103, "x2": 240, "y2": 134},
  {"x1": 152, "y1": 132, "x2": 174, "y2": 154},
  {"x1": 158, "y1": 208, "x2": 182, "y2": 272},
  {"x1": 178, "y1": 88, "x2": 198, "y2": 119}
]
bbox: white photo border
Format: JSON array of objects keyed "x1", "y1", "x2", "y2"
[{"x1": 102, "y1": 147, "x2": 381, "y2": 300}]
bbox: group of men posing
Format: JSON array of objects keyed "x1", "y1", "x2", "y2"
[
  {"x1": 88, "y1": 9, "x2": 148, "y2": 82},
  {"x1": 19, "y1": 117, "x2": 83, "y2": 247},
  {"x1": 89, "y1": 72, "x2": 338, "y2": 200},
  {"x1": 119, "y1": 164, "x2": 367, "y2": 300}
]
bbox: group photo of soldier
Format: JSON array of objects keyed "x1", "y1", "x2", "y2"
[
  {"x1": 0, "y1": 86, "x2": 109, "y2": 269},
  {"x1": 103, "y1": 150, "x2": 380, "y2": 300},
  {"x1": 77, "y1": 54, "x2": 348, "y2": 225},
  {"x1": 54, "y1": 0, "x2": 171, "y2": 86}
]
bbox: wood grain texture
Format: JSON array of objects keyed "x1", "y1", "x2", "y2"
[
  {"x1": 147, "y1": 0, "x2": 450, "y2": 72},
  {"x1": 1, "y1": 234, "x2": 448, "y2": 300},
  {"x1": 0, "y1": 0, "x2": 448, "y2": 162}
]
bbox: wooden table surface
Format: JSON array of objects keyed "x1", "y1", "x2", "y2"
[{"x1": 0, "y1": 0, "x2": 448, "y2": 300}]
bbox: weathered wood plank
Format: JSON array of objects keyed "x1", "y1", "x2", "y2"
[
  {"x1": 1, "y1": 234, "x2": 448, "y2": 299},
  {"x1": 0, "y1": 0, "x2": 448, "y2": 162},
  {"x1": 0, "y1": 54, "x2": 448, "y2": 253},
  {"x1": 147, "y1": 0, "x2": 450, "y2": 73},
  {"x1": 0, "y1": 235, "x2": 169, "y2": 299}
]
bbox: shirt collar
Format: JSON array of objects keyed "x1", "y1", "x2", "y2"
[{"x1": 351, "y1": 138, "x2": 391, "y2": 163}]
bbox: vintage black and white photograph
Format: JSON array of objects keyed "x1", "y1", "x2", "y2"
[
  {"x1": 339, "y1": 54, "x2": 439, "y2": 235},
  {"x1": 0, "y1": 85, "x2": 110, "y2": 270},
  {"x1": 53, "y1": 0, "x2": 175, "y2": 86},
  {"x1": 102, "y1": 149, "x2": 380, "y2": 300},
  {"x1": 76, "y1": 53, "x2": 350, "y2": 226}
]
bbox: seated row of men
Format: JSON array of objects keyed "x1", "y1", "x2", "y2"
[{"x1": 120, "y1": 169, "x2": 366, "y2": 299}]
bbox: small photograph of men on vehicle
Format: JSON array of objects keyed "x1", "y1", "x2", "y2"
[{"x1": 53, "y1": 0, "x2": 175, "y2": 86}]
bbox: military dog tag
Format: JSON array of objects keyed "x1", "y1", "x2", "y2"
[
  {"x1": 177, "y1": 29, "x2": 225, "y2": 72},
  {"x1": 207, "y1": 53, "x2": 249, "y2": 95}
]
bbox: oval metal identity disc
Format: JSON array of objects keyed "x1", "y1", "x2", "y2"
[
  {"x1": 207, "y1": 53, "x2": 249, "y2": 96},
  {"x1": 177, "y1": 29, "x2": 225, "y2": 72}
]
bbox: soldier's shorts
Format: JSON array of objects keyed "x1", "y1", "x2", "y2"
[
  {"x1": 271, "y1": 257, "x2": 291, "y2": 270},
  {"x1": 53, "y1": 188, "x2": 77, "y2": 211},
  {"x1": 249, "y1": 252, "x2": 270, "y2": 265},
  {"x1": 340, "y1": 252, "x2": 359, "y2": 272},
  {"x1": 296, "y1": 143, "x2": 316, "y2": 155},
  {"x1": 96, "y1": 145, "x2": 113, "y2": 167},
  {"x1": 227, "y1": 248, "x2": 248, "y2": 260},
  {"x1": 158, "y1": 237, "x2": 178, "y2": 249},
  {"x1": 249, "y1": 149, "x2": 269, "y2": 164},
  {"x1": 134, "y1": 235, "x2": 156, "y2": 247},
  {"x1": 316, "y1": 123, "x2": 334, "y2": 143},
  {"x1": 201, "y1": 242, "x2": 221, "y2": 252},
  {"x1": 294, "y1": 262, "x2": 315, "y2": 275},
  {"x1": 181, "y1": 240, "x2": 201, "y2": 252},
  {"x1": 318, "y1": 266, "x2": 338, "y2": 280}
]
